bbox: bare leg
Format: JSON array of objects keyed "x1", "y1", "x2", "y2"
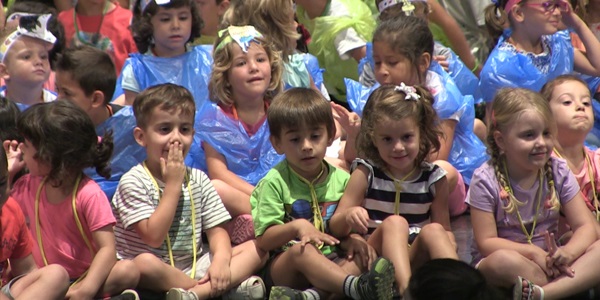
[
  {"x1": 99, "y1": 259, "x2": 140, "y2": 296},
  {"x1": 212, "y1": 179, "x2": 251, "y2": 216},
  {"x1": 409, "y1": 223, "x2": 458, "y2": 271},
  {"x1": 134, "y1": 253, "x2": 198, "y2": 292},
  {"x1": 477, "y1": 249, "x2": 549, "y2": 288},
  {"x1": 10, "y1": 264, "x2": 69, "y2": 300}
]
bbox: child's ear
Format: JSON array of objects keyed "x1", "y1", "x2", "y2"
[
  {"x1": 269, "y1": 135, "x2": 285, "y2": 155},
  {"x1": 493, "y1": 130, "x2": 505, "y2": 151},
  {"x1": 90, "y1": 91, "x2": 106, "y2": 109},
  {"x1": 418, "y1": 52, "x2": 431, "y2": 76},
  {"x1": 133, "y1": 127, "x2": 146, "y2": 147},
  {"x1": 0, "y1": 63, "x2": 10, "y2": 81},
  {"x1": 511, "y1": 5, "x2": 526, "y2": 23},
  {"x1": 218, "y1": 0, "x2": 230, "y2": 14}
]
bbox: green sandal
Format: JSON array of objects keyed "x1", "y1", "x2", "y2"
[{"x1": 513, "y1": 276, "x2": 544, "y2": 300}]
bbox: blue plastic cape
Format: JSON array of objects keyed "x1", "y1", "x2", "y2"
[
  {"x1": 358, "y1": 42, "x2": 482, "y2": 102},
  {"x1": 84, "y1": 106, "x2": 146, "y2": 200},
  {"x1": 284, "y1": 53, "x2": 312, "y2": 89},
  {"x1": 301, "y1": 52, "x2": 325, "y2": 91},
  {"x1": 194, "y1": 103, "x2": 285, "y2": 185},
  {"x1": 479, "y1": 30, "x2": 574, "y2": 103},
  {"x1": 346, "y1": 62, "x2": 488, "y2": 184},
  {"x1": 113, "y1": 45, "x2": 213, "y2": 109}
]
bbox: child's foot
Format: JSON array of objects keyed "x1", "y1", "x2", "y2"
[
  {"x1": 109, "y1": 289, "x2": 140, "y2": 300},
  {"x1": 513, "y1": 276, "x2": 544, "y2": 300},
  {"x1": 269, "y1": 286, "x2": 306, "y2": 300},
  {"x1": 223, "y1": 276, "x2": 266, "y2": 300},
  {"x1": 356, "y1": 257, "x2": 395, "y2": 300},
  {"x1": 166, "y1": 288, "x2": 199, "y2": 300}
]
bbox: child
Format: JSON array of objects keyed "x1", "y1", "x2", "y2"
[
  {"x1": 116, "y1": 0, "x2": 209, "y2": 107},
  {"x1": 468, "y1": 87, "x2": 600, "y2": 299},
  {"x1": 112, "y1": 84, "x2": 267, "y2": 300},
  {"x1": 330, "y1": 84, "x2": 458, "y2": 296},
  {"x1": 196, "y1": 25, "x2": 284, "y2": 243},
  {"x1": 480, "y1": 0, "x2": 600, "y2": 109},
  {"x1": 192, "y1": 0, "x2": 230, "y2": 45},
  {"x1": 252, "y1": 87, "x2": 396, "y2": 300},
  {"x1": 0, "y1": 145, "x2": 70, "y2": 300},
  {"x1": 58, "y1": 0, "x2": 137, "y2": 76},
  {"x1": 0, "y1": 14, "x2": 56, "y2": 109},
  {"x1": 540, "y1": 75, "x2": 600, "y2": 236},
  {"x1": 55, "y1": 45, "x2": 146, "y2": 200},
  {"x1": 583, "y1": 0, "x2": 600, "y2": 41},
  {"x1": 344, "y1": 16, "x2": 487, "y2": 217},
  {"x1": 10, "y1": 101, "x2": 140, "y2": 299},
  {"x1": 0, "y1": 96, "x2": 19, "y2": 142}
]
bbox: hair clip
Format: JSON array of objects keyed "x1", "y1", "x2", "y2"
[
  {"x1": 215, "y1": 25, "x2": 263, "y2": 53},
  {"x1": 140, "y1": 0, "x2": 171, "y2": 13},
  {"x1": 377, "y1": 0, "x2": 426, "y2": 13},
  {"x1": 491, "y1": 0, "x2": 500, "y2": 7},
  {"x1": 395, "y1": 83, "x2": 420, "y2": 101},
  {"x1": 0, "y1": 14, "x2": 56, "y2": 63}
]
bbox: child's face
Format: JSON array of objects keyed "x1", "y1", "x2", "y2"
[
  {"x1": 55, "y1": 70, "x2": 95, "y2": 114},
  {"x1": 194, "y1": 0, "x2": 228, "y2": 37},
  {"x1": 372, "y1": 116, "x2": 420, "y2": 176},
  {"x1": 134, "y1": 106, "x2": 194, "y2": 167},
  {"x1": 271, "y1": 124, "x2": 333, "y2": 180},
  {"x1": 494, "y1": 109, "x2": 553, "y2": 175},
  {"x1": 517, "y1": 1, "x2": 562, "y2": 35},
  {"x1": 227, "y1": 42, "x2": 272, "y2": 103},
  {"x1": 1, "y1": 36, "x2": 51, "y2": 85},
  {"x1": 151, "y1": 6, "x2": 192, "y2": 56},
  {"x1": 373, "y1": 41, "x2": 423, "y2": 86},
  {"x1": 548, "y1": 80, "x2": 593, "y2": 137},
  {"x1": 19, "y1": 139, "x2": 50, "y2": 177}
]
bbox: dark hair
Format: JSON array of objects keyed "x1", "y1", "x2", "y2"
[
  {"x1": 373, "y1": 16, "x2": 433, "y2": 83},
  {"x1": 133, "y1": 83, "x2": 196, "y2": 128},
  {"x1": 408, "y1": 259, "x2": 504, "y2": 300},
  {"x1": 55, "y1": 46, "x2": 116, "y2": 105},
  {"x1": 17, "y1": 101, "x2": 113, "y2": 187},
  {"x1": 540, "y1": 74, "x2": 589, "y2": 103},
  {"x1": 130, "y1": 0, "x2": 203, "y2": 53},
  {"x1": 0, "y1": 97, "x2": 21, "y2": 142},
  {"x1": 5, "y1": 2, "x2": 66, "y2": 69},
  {"x1": 376, "y1": 0, "x2": 430, "y2": 21},
  {"x1": 267, "y1": 88, "x2": 335, "y2": 140},
  {"x1": 357, "y1": 84, "x2": 440, "y2": 168}
]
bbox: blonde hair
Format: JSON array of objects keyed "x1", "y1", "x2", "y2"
[
  {"x1": 209, "y1": 34, "x2": 283, "y2": 106},
  {"x1": 487, "y1": 88, "x2": 560, "y2": 213},
  {"x1": 221, "y1": 0, "x2": 299, "y2": 61},
  {"x1": 357, "y1": 84, "x2": 441, "y2": 169}
]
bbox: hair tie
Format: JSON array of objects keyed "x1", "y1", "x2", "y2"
[
  {"x1": 215, "y1": 25, "x2": 263, "y2": 53},
  {"x1": 0, "y1": 14, "x2": 56, "y2": 63},
  {"x1": 394, "y1": 83, "x2": 421, "y2": 101}
]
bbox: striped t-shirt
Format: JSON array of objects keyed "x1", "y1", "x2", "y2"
[
  {"x1": 112, "y1": 164, "x2": 230, "y2": 267},
  {"x1": 353, "y1": 159, "x2": 446, "y2": 228}
]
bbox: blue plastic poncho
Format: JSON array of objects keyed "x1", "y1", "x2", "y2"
[
  {"x1": 84, "y1": 106, "x2": 146, "y2": 200},
  {"x1": 113, "y1": 45, "x2": 213, "y2": 109},
  {"x1": 346, "y1": 61, "x2": 488, "y2": 184},
  {"x1": 194, "y1": 103, "x2": 284, "y2": 185},
  {"x1": 479, "y1": 30, "x2": 574, "y2": 103},
  {"x1": 284, "y1": 53, "x2": 312, "y2": 89},
  {"x1": 358, "y1": 42, "x2": 482, "y2": 103},
  {"x1": 301, "y1": 52, "x2": 325, "y2": 91}
]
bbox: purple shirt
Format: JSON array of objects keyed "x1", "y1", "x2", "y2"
[{"x1": 466, "y1": 158, "x2": 579, "y2": 262}]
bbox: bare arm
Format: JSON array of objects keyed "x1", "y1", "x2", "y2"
[
  {"x1": 429, "y1": 119, "x2": 456, "y2": 161},
  {"x1": 429, "y1": 176, "x2": 451, "y2": 231},
  {"x1": 329, "y1": 166, "x2": 370, "y2": 237},
  {"x1": 204, "y1": 142, "x2": 254, "y2": 196},
  {"x1": 561, "y1": 193, "x2": 598, "y2": 260}
]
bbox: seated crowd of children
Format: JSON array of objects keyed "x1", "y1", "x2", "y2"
[{"x1": 3, "y1": 0, "x2": 600, "y2": 299}]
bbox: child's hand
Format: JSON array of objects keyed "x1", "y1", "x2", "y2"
[
  {"x1": 3, "y1": 140, "x2": 24, "y2": 183},
  {"x1": 199, "y1": 261, "x2": 232, "y2": 297},
  {"x1": 295, "y1": 219, "x2": 340, "y2": 247},
  {"x1": 545, "y1": 231, "x2": 575, "y2": 278},
  {"x1": 345, "y1": 206, "x2": 370, "y2": 235},
  {"x1": 341, "y1": 234, "x2": 377, "y2": 270},
  {"x1": 433, "y1": 55, "x2": 450, "y2": 72},
  {"x1": 160, "y1": 141, "x2": 186, "y2": 185},
  {"x1": 529, "y1": 245, "x2": 556, "y2": 277},
  {"x1": 65, "y1": 285, "x2": 95, "y2": 300},
  {"x1": 559, "y1": 0, "x2": 580, "y2": 29},
  {"x1": 331, "y1": 102, "x2": 361, "y2": 138}
]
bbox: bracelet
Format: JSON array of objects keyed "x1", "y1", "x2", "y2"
[{"x1": 471, "y1": 58, "x2": 480, "y2": 73}]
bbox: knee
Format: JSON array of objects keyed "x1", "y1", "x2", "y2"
[
  {"x1": 380, "y1": 215, "x2": 409, "y2": 232},
  {"x1": 478, "y1": 249, "x2": 522, "y2": 275},
  {"x1": 112, "y1": 260, "x2": 141, "y2": 287},
  {"x1": 42, "y1": 264, "x2": 69, "y2": 286},
  {"x1": 419, "y1": 223, "x2": 447, "y2": 239},
  {"x1": 286, "y1": 243, "x2": 320, "y2": 261},
  {"x1": 133, "y1": 253, "x2": 167, "y2": 277}
]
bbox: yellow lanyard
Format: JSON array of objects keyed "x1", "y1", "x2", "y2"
[
  {"x1": 386, "y1": 168, "x2": 417, "y2": 216},
  {"x1": 503, "y1": 163, "x2": 544, "y2": 244},
  {"x1": 289, "y1": 162, "x2": 326, "y2": 233},
  {"x1": 142, "y1": 162, "x2": 197, "y2": 279},
  {"x1": 554, "y1": 148, "x2": 600, "y2": 221},
  {"x1": 35, "y1": 174, "x2": 92, "y2": 284}
]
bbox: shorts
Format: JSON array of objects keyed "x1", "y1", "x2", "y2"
[
  {"x1": 1, "y1": 274, "x2": 26, "y2": 300},
  {"x1": 178, "y1": 252, "x2": 212, "y2": 280}
]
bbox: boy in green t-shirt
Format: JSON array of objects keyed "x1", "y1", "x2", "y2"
[{"x1": 251, "y1": 88, "x2": 395, "y2": 300}]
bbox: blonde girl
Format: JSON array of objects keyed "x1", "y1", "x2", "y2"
[
  {"x1": 468, "y1": 88, "x2": 600, "y2": 300},
  {"x1": 330, "y1": 84, "x2": 458, "y2": 297},
  {"x1": 195, "y1": 25, "x2": 284, "y2": 244}
]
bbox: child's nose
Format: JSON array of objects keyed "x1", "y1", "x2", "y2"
[{"x1": 301, "y1": 139, "x2": 313, "y2": 151}]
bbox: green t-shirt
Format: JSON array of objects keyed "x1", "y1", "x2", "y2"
[{"x1": 251, "y1": 160, "x2": 349, "y2": 255}]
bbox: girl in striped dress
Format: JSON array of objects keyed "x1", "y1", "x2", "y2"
[{"x1": 330, "y1": 84, "x2": 458, "y2": 297}]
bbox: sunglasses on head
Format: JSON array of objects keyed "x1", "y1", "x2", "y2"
[{"x1": 521, "y1": 0, "x2": 569, "y2": 13}]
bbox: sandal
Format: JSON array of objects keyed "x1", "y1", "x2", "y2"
[
  {"x1": 222, "y1": 275, "x2": 265, "y2": 300},
  {"x1": 513, "y1": 276, "x2": 545, "y2": 300}
]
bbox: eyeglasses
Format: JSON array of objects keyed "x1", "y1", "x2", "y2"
[{"x1": 521, "y1": 0, "x2": 569, "y2": 14}]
